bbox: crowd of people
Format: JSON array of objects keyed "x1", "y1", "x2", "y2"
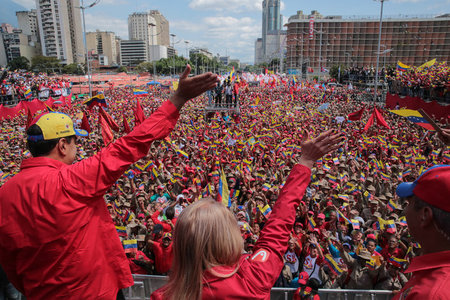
[
  {"x1": 0, "y1": 66, "x2": 449, "y2": 298},
  {"x1": 0, "y1": 69, "x2": 71, "y2": 103}
]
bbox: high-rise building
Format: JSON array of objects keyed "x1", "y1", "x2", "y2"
[
  {"x1": 16, "y1": 10, "x2": 39, "y2": 37},
  {"x1": 286, "y1": 11, "x2": 450, "y2": 72},
  {"x1": 255, "y1": 0, "x2": 286, "y2": 64},
  {"x1": 86, "y1": 30, "x2": 118, "y2": 65},
  {"x1": 35, "y1": 0, "x2": 85, "y2": 64},
  {"x1": 149, "y1": 10, "x2": 170, "y2": 47},
  {"x1": 128, "y1": 12, "x2": 157, "y2": 46}
]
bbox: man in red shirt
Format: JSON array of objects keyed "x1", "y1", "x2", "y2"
[
  {"x1": 149, "y1": 233, "x2": 174, "y2": 275},
  {"x1": 0, "y1": 65, "x2": 218, "y2": 299},
  {"x1": 394, "y1": 165, "x2": 450, "y2": 300}
]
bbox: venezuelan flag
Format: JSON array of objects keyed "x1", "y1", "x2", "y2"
[
  {"x1": 24, "y1": 89, "x2": 32, "y2": 99},
  {"x1": 324, "y1": 254, "x2": 343, "y2": 275},
  {"x1": 399, "y1": 216, "x2": 408, "y2": 226},
  {"x1": 338, "y1": 194, "x2": 349, "y2": 201},
  {"x1": 380, "y1": 172, "x2": 390, "y2": 181},
  {"x1": 133, "y1": 89, "x2": 148, "y2": 96},
  {"x1": 389, "y1": 109, "x2": 435, "y2": 131},
  {"x1": 389, "y1": 256, "x2": 407, "y2": 268},
  {"x1": 396, "y1": 61, "x2": 410, "y2": 72},
  {"x1": 115, "y1": 226, "x2": 127, "y2": 237},
  {"x1": 258, "y1": 204, "x2": 272, "y2": 218},
  {"x1": 262, "y1": 183, "x2": 271, "y2": 191},
  {"x1": 123, "y1": 239, "x2": 137, "y2": 253},
  {"x1": 351, "y1": 219, "x2": 360, "y2": 230},
  {"x1": 308, "y1": 216, "x2": 316, "y2": 229},
  {"x1": 385, "y1": 219, "x2": 397, "y2": 233},
  {"x1": 83, "y1": 93, "x2": 107, "y2": 108},
  {"x1": 367, "y1": 259, "x2": 377, "y2": 270},
  {"x1": 176, "y1": 149, "x2": 189, "y2": 159},
  {"x1": 387, "y1": 199, "x2": 398, "y2": 212}
]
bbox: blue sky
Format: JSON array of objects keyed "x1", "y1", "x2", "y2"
[{"x1": 8, "y1": 0, "x2": 450, "y2": 64}]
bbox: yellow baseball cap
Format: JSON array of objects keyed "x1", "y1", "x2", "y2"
[{"x1": 28, "y1": 112, "x2": 88, "y2": 141}]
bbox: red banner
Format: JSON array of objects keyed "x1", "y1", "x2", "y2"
[
  {"x1": 385, "y1": 93, "x2": 450, "y2": 120},
  {"x1": 309, "y1": 16, "x2": 315, "y2": 39}
]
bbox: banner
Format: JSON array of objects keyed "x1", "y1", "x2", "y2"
[{"x1": 309, "y1": 16, "x2": 315, "y2": 39}]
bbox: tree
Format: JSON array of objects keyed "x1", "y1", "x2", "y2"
[
  {"x1": 135, "y1": 62, "x2": 153, "y2": 73},
  {"x1": 117, "y1": 66, "x2": 128, "y2": 73},
  {"x1": 8, "y1": 56, "x2": 30, "y2": 71},
  {"x1": 62, "y1": 63, "x2": 84, "y2": 75},
  {"x1": 228, "y1": 61, "x2": 239, "y2": 70},
  {"x1": 31, "y1": 56, "x2": 61, "y2": 73},
  {"x1": 329, "y1": 65, "x2": 345, "y2": 82}
]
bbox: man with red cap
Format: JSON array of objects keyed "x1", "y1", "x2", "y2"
[{"x1": 393, "y1": 165, "x2": 450, "y2": 300}]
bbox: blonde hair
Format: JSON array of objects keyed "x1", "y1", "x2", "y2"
[{"x1": 164, "y1": 198, "x2": 243, "y2": 300}]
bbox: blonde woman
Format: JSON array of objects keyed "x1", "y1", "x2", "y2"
[{"x1": 151, "y1": 130, "x2": 344, "y2": 300}]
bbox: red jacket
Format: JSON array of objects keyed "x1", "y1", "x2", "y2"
[
  {"x1": 153, "y1": 242, "x2": 174, "y2": 274},
  {"x1": 393, "y1": 250, "x2": 450, "y2": 300},
  {"x1": 151, "y1": 164, "x2": 311, "y2": 299},
  {"x1": 0, "y1": 100, "x2": 179, "y2": 299}
]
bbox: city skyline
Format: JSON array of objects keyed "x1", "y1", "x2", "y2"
[{"x1": 3, "y1": 0, "x2": 450, "y2": 64}]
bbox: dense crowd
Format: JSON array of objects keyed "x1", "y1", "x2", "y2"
[
  {"x1": 1, "y1": 71, "x2": 449, "y2": 296},
  {"x1": 0, "y1": 68, "x2": 71, "y2": 103}
]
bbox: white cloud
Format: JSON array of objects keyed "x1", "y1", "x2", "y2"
[
  {"x1": 84, "y1": 13, "x2": 128, "y2": 39},
  {"x1": 189, "y1": 0, "x2": 262, "y2": 12},
  {"x1": 171, "y1": 20, "x2": 204, "y2": 32},
  {"x1": 12, "y1": 0, "x2": 35, "y2": 9}
]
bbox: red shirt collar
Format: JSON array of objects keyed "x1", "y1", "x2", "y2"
[{"x1": 405, "y1": 250, "x2": 450, "y2": 273}]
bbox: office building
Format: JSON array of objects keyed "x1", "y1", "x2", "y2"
[
  {"x1": 149, "y1": 45, "x2": 167, "y2": 61},
  {"x1": 16, "y1": 10, "x2": 39, "y2": 37},
  {"x1": 120, "y1": 39, "x2": 148, "y2": 66},
  {"x1": 36, "y1": 0, "x2": 84, "y2": 64},
  {"x1": 86, "y1": 30, "x2": 118, "y2": 65},
  {"x1": 286, "y1": 10, "x2": 450, "y2": 71}
]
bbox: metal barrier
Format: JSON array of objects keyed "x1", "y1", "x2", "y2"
[{"x1": 125, "y1": 275, "x2": 394, "y2": 300}]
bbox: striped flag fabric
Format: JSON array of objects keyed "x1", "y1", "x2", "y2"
[
  {"x1": 389, "y1": 256, "x2": 408, "y2": 268},
  {"x1": 351, "y1": 219, "x2": 360, "y2": 230},
  {"x1": 115, "y1": 226, "x2": 127, "y2": 237},
  {"x1": 123, "y1": 239, "x2": 138, "y2": 253},
  {"x1": 324, "y1": 254, "x2": 343, "y2": 275},
  {"x1": 258, "y1": 204, "x2": 272, "y2": 219}
]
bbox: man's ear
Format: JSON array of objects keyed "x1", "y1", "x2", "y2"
[
  {"x1": 57, "y1": 138, "x2": 69, "y2": 155},
  {"x1": 420, "y1": 206, "x2": 434, "y2": 228}
]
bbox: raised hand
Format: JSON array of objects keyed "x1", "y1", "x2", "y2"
[
  {"x1": 298, "y1": 130, "x2": 345, "y2": 169},
  {"x1": 170, "y1": 64, "x2": 219, "y2": 110}
]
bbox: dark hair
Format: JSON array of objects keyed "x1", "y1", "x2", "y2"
[
  {"x1": 165, "y1": 206, "x2": 175, "y2": 220},
  {"x1": 26, "y1": 124, "x2": 76, "y2": 157}
]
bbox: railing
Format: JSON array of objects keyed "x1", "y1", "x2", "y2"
[{"x1": 124, "y1": 275, "x2": 394, "y2": 300}]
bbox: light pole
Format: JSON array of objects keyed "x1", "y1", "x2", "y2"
[
  {"x1": 184, "y1": 41, "x2": 189, "y2": 59},
  {"x1": 80, "y1": 0, "x2": 100, "y2": 98},
  {"x1": 170, "y1": 33, "x2": 176, "y2": 76},
  {"x1": 373, "y1": 0, "x2": 388, "y2": 104}
]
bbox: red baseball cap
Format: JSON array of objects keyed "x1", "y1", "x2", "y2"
[
  {"x1": 298, "y1": 271, "x2": 309, "y2": 285},
  {"x1": 317, "y1": 213, "x2": 325, "y2": 219},
  {"x1": 396, "y1": 165, "x2": 450, "y2": 212}
]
